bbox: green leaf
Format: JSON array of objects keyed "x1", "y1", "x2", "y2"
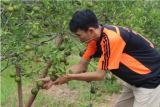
[
  {"x1": 43, "y1": 56, "x2": 46, "y2": 61},
  {"x1": 62, "y1": 71, "x2": 66, "y2": 75},
  {"x1": 68, "y1": 70, "x2": 73, "y2": 74},
  {"x1": 63, "y1": 21, "x2": 67, "y2": 26},
  {"x1": 52, "y1": 53, "x2": 56, "y2": 60},
  {"x1": 48, "y1": 55, "x2": 52, "y2": 59},
  {"x1": 57, "y1": 68, "x2": 62, "y2": 73},
  {"x1": 64, "y1": 66, "x2": 66, "y2": 71},
  {"x1": 12, "y1": 97, "x2": 16, "y2": 107},
  {"x1": 43, "y1": 1, "x2": 49, "y2": 7},
  {"x1": 11, "y1": 58, "x2": 16, "y2": 62},
  {"x1": 56, "y1": 72, "x2": 63, "y2": 77}
]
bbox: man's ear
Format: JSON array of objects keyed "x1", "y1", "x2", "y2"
[{"x1": 88, "y1": 27, "x2": 95, "y2": 34}]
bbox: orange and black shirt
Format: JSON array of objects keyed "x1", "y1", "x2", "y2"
[{"x1": 82, "y1": 24, "x2": 160, "y2": 88}]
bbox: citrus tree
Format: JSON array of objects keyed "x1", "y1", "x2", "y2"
[{"x1": 1, "y1": 0, "x2": 160, "y2": 106}]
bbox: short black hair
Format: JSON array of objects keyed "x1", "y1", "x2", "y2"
[{"x1": 69, "y1": 9, "x2": 99, "y2": 33}]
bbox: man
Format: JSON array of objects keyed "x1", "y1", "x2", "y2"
[{"x1": 36, "y1": 9, "x2": 160, "y2": 107}]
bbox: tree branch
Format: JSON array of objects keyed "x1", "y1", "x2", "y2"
[{"x1": 1, "y1": 34, "x2": 58, "y2": 61}]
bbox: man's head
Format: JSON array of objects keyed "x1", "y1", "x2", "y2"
[{"x1": 69, "y1": 9, "x2": 100, "y2": 44}]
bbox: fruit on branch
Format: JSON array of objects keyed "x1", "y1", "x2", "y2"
[
  {"x1": 31, "y1": 88, "x2": 38, "y2": 95},
  {"x1": 87, "y1": 2, "x2": 93, "y2": 8},
  {"x1": 10, "y1": 72, "x2": 16, "y2": 78},
  {"x1": 33, "y1": 6, "x2": 40, "y2": 12},
  {"x1": 3, "y1": 0, "x2": 10, "y2": 5},
  {"x1": 65, "y1": 61, "x2": 69, "y2": 65},
  {"x1": 50, "y1": 75, "x2": 57, "y2": 81},
  {"x1": 77, "y1": 0, "x2": 82, "y2": 6},
  {"x1": 7, "y1": 6, "x2": 13, "y2": 12},
  {"x1": 25, "y1": 45, "x2": 31, "y2": 51},
  {"x1": 64, "y1": 51, "x2": 71, "y2": 56},
  {"x1": 63, "y1": 36, "x2": 69, "y2": 42},
  {"x1": 25, "y1": 4, "x2": 33, "y2": 12},
  {"x1": 35, "y1": 58, "x2": 41, "y2": 62},
  {"x1": 60, "y1": 57, "x2": 66, "y2": 63},
  {"x1": 15, "y1": 76, "x2": 21, "y2": 82},
  {"x1": 37, "y1": 80, "x2": 44, "y2": 87},
  {"x1": 58, "y1": 45, "x2": 65, "y2": 51},
  {"x1": 25, "y1": 71, "x2": 32, "y2": 77},
  {"x1": 13, "y1": 5, "x2": 19, "y2": 11},
  {"x1": 31, "y1": 31, "x2": 39, "y2": 38},
  {"x1": 43, "y1": 21, "x2": 50, "y2": 27}
]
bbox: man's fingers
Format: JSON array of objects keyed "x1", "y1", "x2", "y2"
[
  {"x1": 52, "y1": 80, "x2": 58, "y2": 85},
  {"x1": 36, "y1": 77, "x2": 48, "y2": 82},
  {"x1": 36, "y1": 78, "x2": 45, "y2": 82},
  {"x1": 43, "y1": 84, "x2": 47, "y2": 88},
  {"x1": 35, "y1": 79, "x2": 42, "y2": 82}
]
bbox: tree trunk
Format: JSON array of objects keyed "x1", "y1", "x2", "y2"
[{"x1": 16, "y1": 66, "x2": 23, "y2": 107}]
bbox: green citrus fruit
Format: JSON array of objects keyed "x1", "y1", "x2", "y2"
[
  {"x1": 10, "y1": 72, "x2": 16, "y2": 78},
  {"x1": 58, "y1": 46, "x2": 65, "y2": 51},
  {"x1": 25, "y1": 45, "x2": 31, "y2": 51},
  {"x1": 3, "y1": 0, "x2": 10, "y2": 5},
  {"x1": 50, "y1": 75, "x2": 57, "y2": 81},
  {"x1": 43, "y1": 21, "x2": 50, "y2": 27},
  {"x1": 37, "y1": 80, "x2": 44, "y2": 87},
  {"x1": 63, "y1": 36, "x2": 69, "y2": 42},
  {"x1": 13, "y1": 5, "x2": 19, "y2": 11},
  {"x1": 65, "y1": 61, "x2": 70, "y2": 65},
  {"x1": 33, "y1": 6, "x2": 40, "y2": 12},
  {"x1": 25, "y1": 4, "x2": 32, "y2": 12},
  {"x1": 103, "y1": 13, "x2": 106, "y2": 16},
  {"x1": 87, "y1": 2, "x2": 93, "y2": 8},
  {"x1": 64, "y1": 51, "x2": 71, "y2": 56},
  {"x1": 60, "y1": 57, "x2": 66, "y2": 62},
  {"x1": 36, "y1": 14, "x2": 43, "y2": 19},
  {"x1": 31, "y1": 31, "x2": 39, "y2": 38},
  {"x1": 15, "y1": 76, "x2": 21, "y2": 82},
  {"x1": 52, "y1": 70, "x2": 56, "y2": 75},
  {"x1": 7, "y1": 6, "x2": 13, "y2": 12},
  {"x1": 25, "y1": 71, "x2": 32, "y2": 77},
  {"x1": 52, "y1": 68, "x2": 57, "y2": 74},
  {"x1": 77, "y1": 1, "x2": 82, "y2": 5},
  {"x1": 31, "y1": 88, "x2": 38, "y2": 95}
]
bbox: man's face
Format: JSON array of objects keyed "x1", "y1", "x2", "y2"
[{"x1": 75, "y1": 28, "x2": 94, "y2": 44}]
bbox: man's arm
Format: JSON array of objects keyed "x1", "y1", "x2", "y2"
[
  {"x1": 66, "y1": 58, "x2": 91, "y2": 74},
  {"x1": 67, "y1": 67, "x2": 106, "y2": 81},
  {"x1": 52, "y1": 68, "x2": 107, "y2": 85}
]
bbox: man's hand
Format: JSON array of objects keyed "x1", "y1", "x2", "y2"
[
  {"x1": 52, "y1": 75, "x2": 70, "y2": 85},
  {"x1": 36, "y1": 77, "x2": 53, "y2": 90}
]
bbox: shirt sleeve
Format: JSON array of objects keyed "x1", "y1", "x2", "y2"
[
  {"x1": 82, "y1": 40, "x2": 97, "y2": 59},
  {"x1": 98, "y1": 26, "x2": 126, "y2": 70}
]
